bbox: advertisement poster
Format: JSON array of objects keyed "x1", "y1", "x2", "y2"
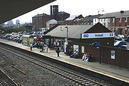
[
  {"x1": 73, "y1": 45, "x2": 79, "y2": 52},
  {"x1": 111, "y1": 50, "x2": 115, "y2": 59}
]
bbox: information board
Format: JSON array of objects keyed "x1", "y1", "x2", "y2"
[{"x1": 82, "y1": 32, "x2": 114, "y2": 39}]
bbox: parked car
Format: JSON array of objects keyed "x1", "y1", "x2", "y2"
[
  {"x1": 114, "y1": 36, "x2": 122, "y2": 40},
  {"x1": 114, "y1": 41, "x2": 127, "y2": 49}
]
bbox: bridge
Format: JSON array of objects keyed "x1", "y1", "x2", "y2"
[{"x1": 0, "y1": 0, "x2": 56, "y2": 24}]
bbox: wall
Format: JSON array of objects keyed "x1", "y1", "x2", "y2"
[{"x1": 69, "y1": 39, "x2": 129, "y2": 68}]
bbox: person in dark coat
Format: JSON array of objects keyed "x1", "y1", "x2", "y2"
[{"x1": 56, "y1": 47, "x2": 60, "y2": 57}]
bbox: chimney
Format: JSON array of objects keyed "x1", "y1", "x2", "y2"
[
  {"x1": 50, "y1": 5, "x2": 53, "y2": 17},
  {"x1": 120, "y1": 10, "x2": 124, "y2": 14}
]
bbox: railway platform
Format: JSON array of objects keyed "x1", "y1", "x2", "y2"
[{"x1": 0, "y1": 39, "x2": 129, "y2": 85}]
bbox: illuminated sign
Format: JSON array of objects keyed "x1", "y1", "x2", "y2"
[{"x1": 82, "y1": 32, "x2": 114, "y2": 39}]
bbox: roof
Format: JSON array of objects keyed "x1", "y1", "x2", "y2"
[
  {"x1": 99, "y1": 10, "x2": 129, "y2": 18},
  {"x1": 23, "y1": 35, "x2": 31, "y2": 38},
  {"x1": 58, "y1": 11, "x2": 69, "y2": 15},
  {"x1": 66, "y1": 15, "x2": 76, "y2": 20},
  {"x1": 85, "y1": 23, "x2": 111, "y2": 33},
  {"x1": 81, "y1": 14, "x2": 103, "y2": 22},
  {"x1": 46, "y1": 25, "x2": 93, "y2": 39},
  {"x1": 0, "y1": 0, "x2": 55, "y2": 24},
  {"x1": 32, "y1": 13, "x2": 50, "y2": 18}
]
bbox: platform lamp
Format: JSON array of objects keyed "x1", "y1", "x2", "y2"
[{"x1": 65, "y1": 26, "x2": 68, "y2": 44}]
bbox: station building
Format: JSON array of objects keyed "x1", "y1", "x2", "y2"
[
  {"x1": 43, "y1": 22, "x2": 129, "y2": 68},
  {"x1": 44, "y1": 23, "x2": 114, "y2": 56}
]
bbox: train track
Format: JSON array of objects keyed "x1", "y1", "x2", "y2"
[
  {"x1": 0, "y1": 69, "x2": 17, "y2": 86},
  {"x1": 0, "y1": 44, "x2": 113, "y2": 86}
]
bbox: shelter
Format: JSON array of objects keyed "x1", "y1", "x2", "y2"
[
  {"x1": 44, "y1": 23, "x2": 114, "y2": 56},
  {"x1": 44, "y1": 24, "x2": 93, "y2": 51},
  {"x1": 69, "y1": 23, "x2": 114, "y2": 61},
  {"x1": 22, "y1": 35, "x2": 34, "y2": 46}
]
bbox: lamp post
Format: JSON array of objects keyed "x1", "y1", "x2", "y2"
[
  {"x1": 63, "y1": 26, "x2": 68, "y2": 53},
  {"x1": 65, "y1": 26, "x2": 68, "y2": 43}
]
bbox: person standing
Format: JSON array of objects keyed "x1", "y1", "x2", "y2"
[
  {"x1": 30, "y1": 43, "x2": 33, "y2": 51},
  {"x1": 46, "y1": 43, "x2": 49, "y2": 53},
  {"x1": 82, "y1": 52, "x2": 88, "y2": 62},
  {"x1": 40, "y1": 42, "x2": 44, "y2": 52},
  {"x1": 56, "y1": 47, "x2": 60, "y2": 57}
]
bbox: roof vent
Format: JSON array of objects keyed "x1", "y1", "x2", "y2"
[{"x1": 120, "y1": 10, "x2": 124, "y2": 13}]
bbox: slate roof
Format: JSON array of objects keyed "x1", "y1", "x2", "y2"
[
  {"x1": 81, "y1": 14, "x2": 102, "y2": 22},
  {"x1": 99, "y1": 10, "x2": 129, "y2": 18},
  {"x1": 32, "y1": 13, "x2": 49, "y2": 18},
  {"x1": 85, "y1": 23, "x2": 111, "y2": 33},
  {"x1": 46, "y1": 25, "x2": 93, "y2": 39}
]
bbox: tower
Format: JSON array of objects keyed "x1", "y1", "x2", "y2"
[{"x1": 50, "y1": 5, "x2": 59, "y2": 20}]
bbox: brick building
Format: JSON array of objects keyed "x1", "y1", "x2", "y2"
[
  {"x1": 94, "y1": 10, "x2": 129, "y2": 35},
  {"x1": 32, "y1": 13, "x2": 51, "y2": 31},
  {"x1": 50, "y1": 5, "x2": 70, "y2": 21},
  {"x1": 50, "y1": 5, "x2": 59, "y2": 20},
  {"x1": 57, "y1": 11, "x2": 70, "y2": 21},
  {"x1": 32, "y1": 5, "x2": 70, "y2": 31},
  {"x1": 58, "y1": 14, "x2": 102, "y2": 25}
]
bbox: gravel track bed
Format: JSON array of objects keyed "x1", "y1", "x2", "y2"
[
  {"x1": 0, "y1": 44, "x2": 114, "y2": 86},
  {"x1": 0, "y1": 69, "x2": 17, "y2": 86},
  {"x1": 0, "y1": 49, "x2": 76, "y2": 86}
]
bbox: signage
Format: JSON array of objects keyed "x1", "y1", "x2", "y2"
[
  {"x1": 82, "y1": 32, "x2": 114, "y2": 39},
  {"x1": 111, "y1": 50, "x2": 115, "y2": 59},
  {"x1": 73, "y1": 45, "x2": 79, "y2": 52}
]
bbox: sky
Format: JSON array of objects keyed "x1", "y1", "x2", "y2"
[{"x1": 12, "y1": 0, "x2": 129, "y2": 24}]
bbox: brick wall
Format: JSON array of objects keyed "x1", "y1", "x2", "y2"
[
  {"x1": 115, "y1": 18, "x2": 120, "y2": 28},
  {"x1": 32, "y1": 15, "x2": 50, "y2": 31},
  {"x1": 110, "y1": 18, "x2": 114, "y2": 31}
]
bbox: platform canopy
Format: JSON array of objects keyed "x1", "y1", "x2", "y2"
[{"x1": 0, "y1": 0, "x2": 56, "y2": 24}]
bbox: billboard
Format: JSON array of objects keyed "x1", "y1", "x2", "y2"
[{"x1": 82, "y1": 32, "x2": 114, "y2": 39}]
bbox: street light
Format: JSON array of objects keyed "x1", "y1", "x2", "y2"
[{"x1": 65, "y1": 26, "x2": 68, "y2": 42}]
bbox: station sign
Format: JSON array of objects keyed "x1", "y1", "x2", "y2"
[{"x1": 81, "y1": 32, "x2": 114, "y2": 39}]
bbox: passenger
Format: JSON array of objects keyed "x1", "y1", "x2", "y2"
[
  {"x1": 30, "y1": 43, "x2": 33, "y2": 51},
  {"x1": 56, "y1": 47, "x2": 60, "y2": 57},
  {"x1": 65, "y1": 45, "x2": 69, "y2": 55},
  {"x1": 69, "y1": 46, "x2": 73, "y2": 56},
  {"x1": 71, "y1": 50, "x2": 78, "y2": 58},
  {"x1": 40, "y1": 42, "x2": 44, "y2": 52},
  {"x1": 82, "y1": 52, "x2": 88, "y2": 62},
  {"x1": 46, "y1": 43, "x2": 49, "y2": 53}
]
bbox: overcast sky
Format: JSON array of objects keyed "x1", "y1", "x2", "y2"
[{"x1": 12, "y1": 0, "x2": 129, "y2": 24}]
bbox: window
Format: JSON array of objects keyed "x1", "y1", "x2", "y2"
[
  {"x1": 81, "y1": 46, "x2": 85, "y2": 53},
  {"x1": 125, "y1": 17, "x2": 127, "y2": 22},
  {"x1": 119, "y1": 18, "x2": 121, "y2": 23}
]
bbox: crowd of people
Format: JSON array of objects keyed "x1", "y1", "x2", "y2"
[
  {"x1": 29, "y1": 41, "x2": 91, "y2": 62},
  {"x1": 30, "y1": 41, "x2": 49, "y2": 52}
]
